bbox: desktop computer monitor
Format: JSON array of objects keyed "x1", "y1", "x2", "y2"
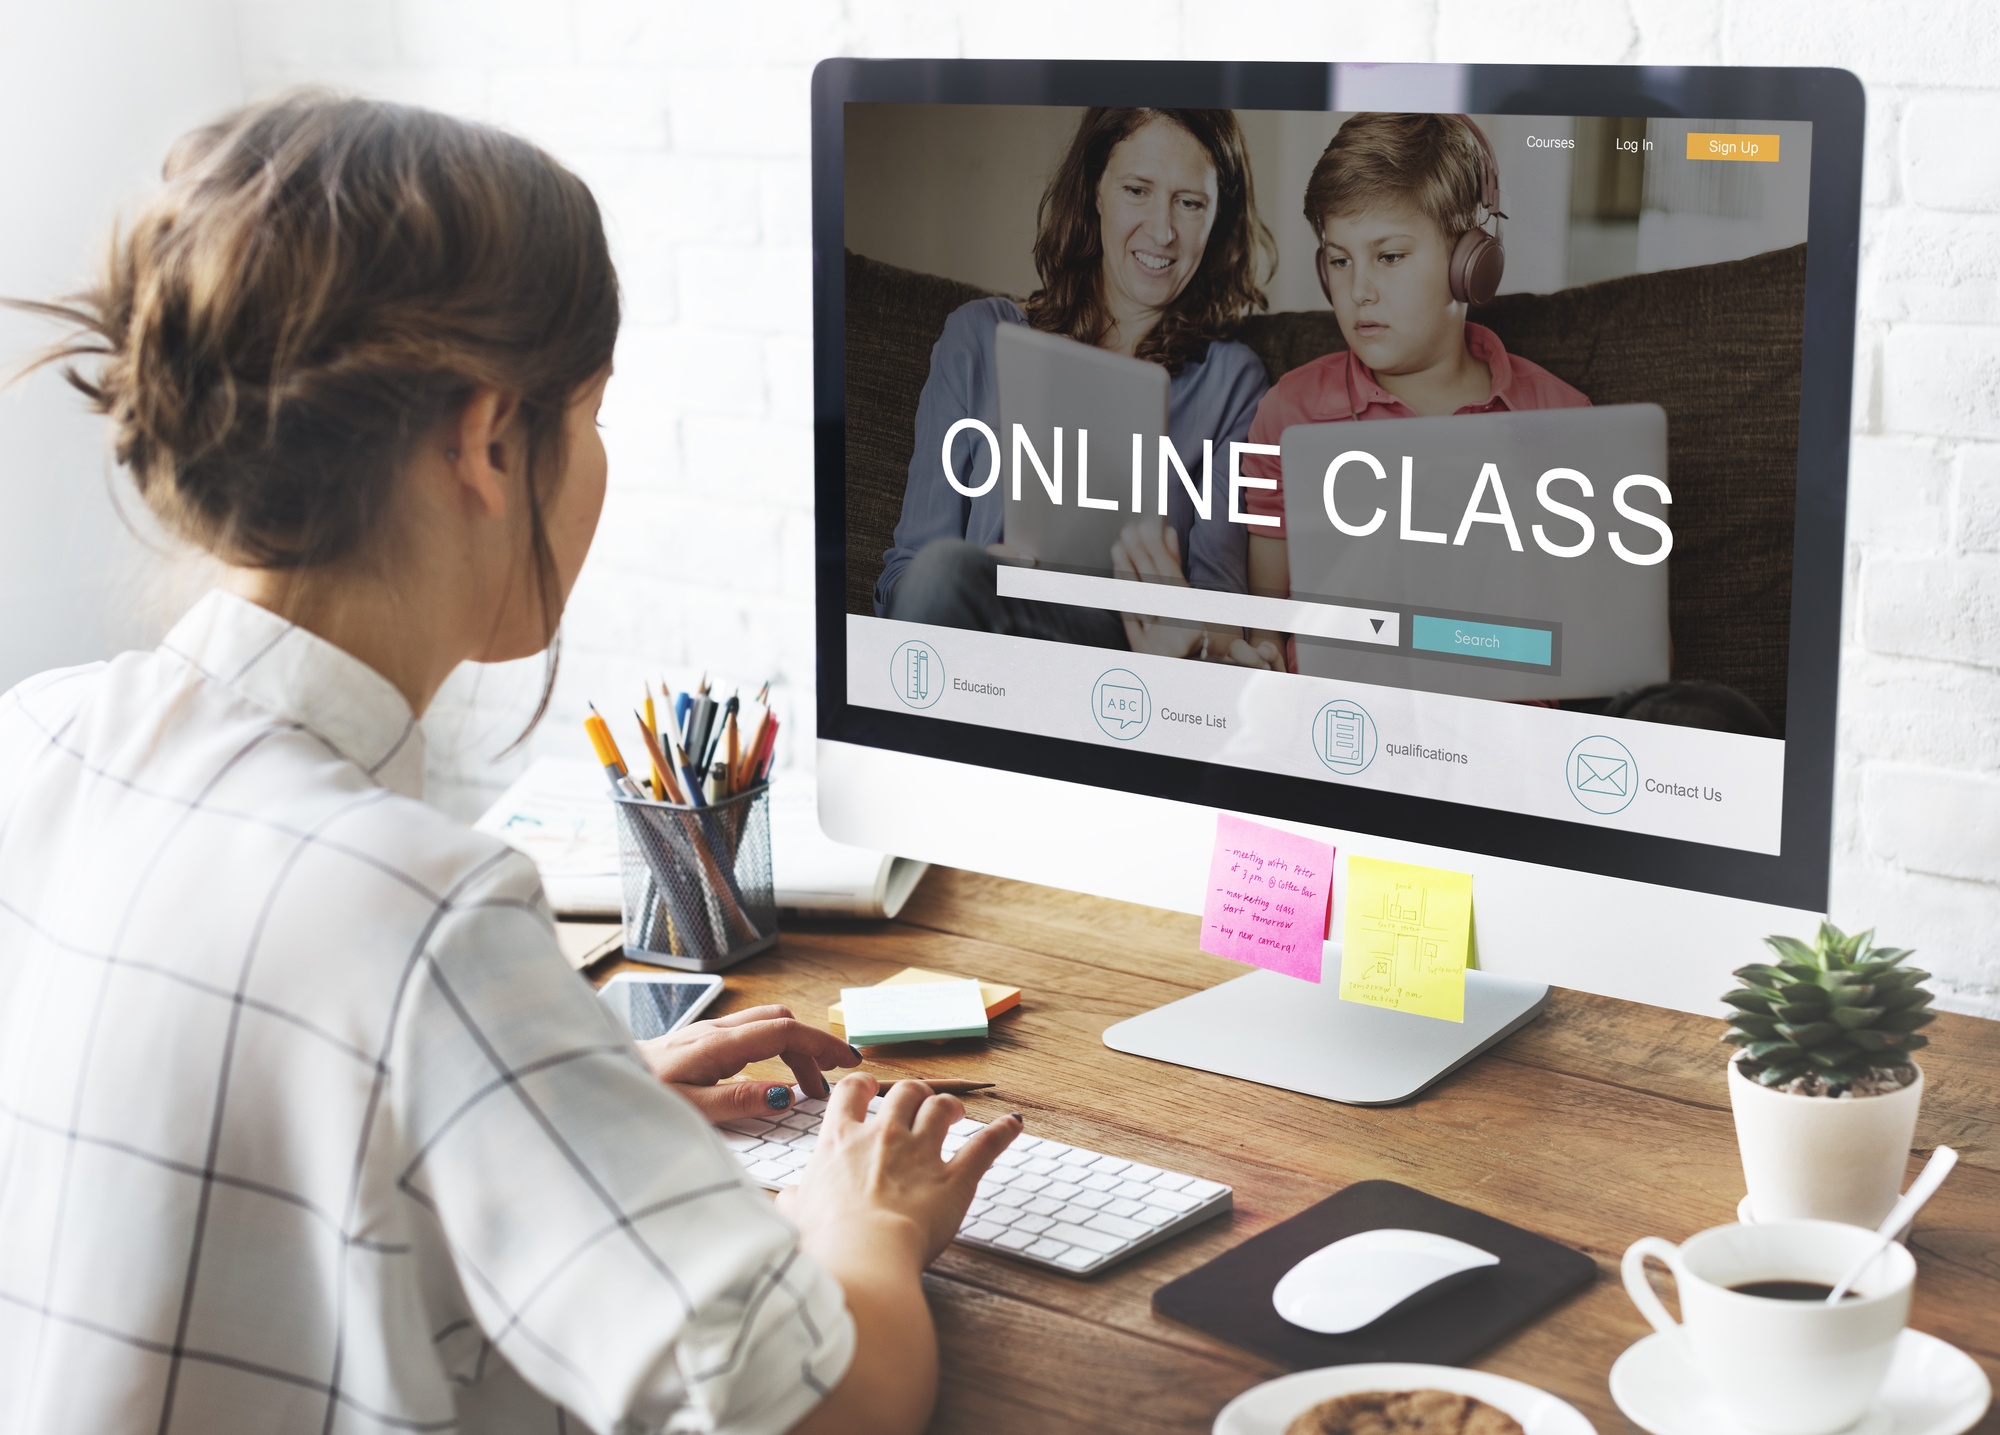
[{"x1": 811, "y1": 60, "x2": 1864, "y2": 1100}]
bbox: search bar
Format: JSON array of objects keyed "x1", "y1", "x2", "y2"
[{"x1": 993, "y1": 566, "x2": 1400, "y2": 646}]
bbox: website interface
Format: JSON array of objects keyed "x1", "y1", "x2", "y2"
[{"x1": 842, "y1": 106, "x2": 1811, "y2": 855}]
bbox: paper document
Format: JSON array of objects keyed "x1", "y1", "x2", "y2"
[
  {"x1": 839, "y1": 980, "x2": 990, "y2": 1047},
  {"x1": 828, "y1": 966, "x2": 1020, "y2": 1030},
  {"x1": 1339, "y1": 856, "x2": 1473, "y2": 1022},
  {"x1": 1199, "y1": 814, "x2": 1336, "y2": 983},
  {"x1": 476, "y1": 759, "x2": 926, "y2": 919}
]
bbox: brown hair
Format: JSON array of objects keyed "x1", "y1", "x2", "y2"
[
  {"x1": 13, "y1": 91, "x2": 619, "y2": 722},
  {"x1": 1303, "y1": 112, "x2": 1487, "y2": 242},
  {"x1": 1022, "y1": 108, "x2": 1272, "y2": 373}
]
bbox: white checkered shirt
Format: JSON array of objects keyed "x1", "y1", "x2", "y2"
[{"x1": 0, "y1": 591, "x2": 853, "y2": 1435}]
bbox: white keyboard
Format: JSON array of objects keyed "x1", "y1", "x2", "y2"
[{"x1": 720, "y1": 1091, "x2": 1233, "y2": 1276}]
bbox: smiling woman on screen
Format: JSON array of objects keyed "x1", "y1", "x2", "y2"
[
  {"x1": 0, "y1": 93, "x2": 1015, "y2": 1435},
  {"x1": 877, "y1": 106, "x2": 1285, "y2": 669}
]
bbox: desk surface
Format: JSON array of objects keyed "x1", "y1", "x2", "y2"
[{"x1": 576, "y1": 868, "x2": 2000, "y2": 1434}]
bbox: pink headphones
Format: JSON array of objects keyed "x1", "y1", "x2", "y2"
[{"x1": 1315, "y1": 114, "x2": 1507, "y2": 309}]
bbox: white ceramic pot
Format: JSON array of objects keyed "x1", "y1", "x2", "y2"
[{"x1": 1727, "y1": 1057, "x2": 1922, "y2": 1228}]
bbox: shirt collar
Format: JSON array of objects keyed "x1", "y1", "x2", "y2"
[
  {"x1": 162, "y1": 590, "x2": 425, "y2": 800},
  {"x1": 1344, "y1": 322, "x2": 1517, "y2": 413}
]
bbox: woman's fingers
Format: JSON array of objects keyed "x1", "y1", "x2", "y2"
[
  {"x1": 782, "y1": 1052, "x2": 831, "y2": 1101},
  {"x1": 675, "y1": 1079, "x2": 799, "y2": 1125},
  {"x1": 876, "y1": 1078, "x2": 932, "y2": 1129},
  {"x1": 949, "y1": 1114, "x2": 1023, "y2": 1193},
  {"x1": 705, "y1": 1003, "x2": 794, "y2": 1029},
  {"x1": 911, "y1": 1092, "x2": 964, "y2": 1149},
  {"x1": 690, "y1": 1017, "x2": 857, "y2": 1080},
  {"x1": 1227, "y1": 636, "x2": 1273, "y2": 670},
  {"x1": 822, "y1": 1071, "x2": 878, "y2": 1134}
]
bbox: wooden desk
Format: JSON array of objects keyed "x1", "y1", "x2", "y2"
[{"x1": 577, "y1": 868, "x2": 2000, "y2": 1433}]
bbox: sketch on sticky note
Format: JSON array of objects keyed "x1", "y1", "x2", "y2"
[{"x1": 1339, "y1": 856, "x2": 1473, "y2": 1022}]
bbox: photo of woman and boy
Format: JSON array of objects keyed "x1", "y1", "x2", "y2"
[{"x1": 844, "y1": 102, "x2": 1811, "y2": 736}]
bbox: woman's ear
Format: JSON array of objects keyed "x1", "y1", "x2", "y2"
[{"x1": 444, "y1": 388, "x2": 524, "y2": 519}]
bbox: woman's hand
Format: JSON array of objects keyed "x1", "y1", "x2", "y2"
[
  {"x1": 636, "y1": 1004, "x2": 860, "y2": 1124},
  {"x1": 784, "y1": 1076, "x2": 1021, "y2": 1435},
  {"x1": 780, "y1": 1074, "x2": 1021, "y2": 1269},
  {"x1": 1223, "y1": 631, "x2": 1286, "y2": 670},
  {"x1": 1111, "y1": 519, "x2": 1207, "y2": 658}
]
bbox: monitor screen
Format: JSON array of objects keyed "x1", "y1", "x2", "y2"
[{"x1": 814, "y1": 64, "x2": 1862, "y2": 911}]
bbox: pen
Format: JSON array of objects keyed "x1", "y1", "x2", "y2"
[
  {"x1": 704, "y1": 693, "x2": 738, "y2": 773},
  {"x1": 583, "y1": 707, "x2": 642, "y2": 797}
]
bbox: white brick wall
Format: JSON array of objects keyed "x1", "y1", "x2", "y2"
[{"x1": 231, "y1": 0, "x2": 2000, "y2": 1016}]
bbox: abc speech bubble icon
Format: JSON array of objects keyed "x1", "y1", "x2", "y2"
[{"x1": 1091, "y1": 668, "x2": 1151, "y2": 740}]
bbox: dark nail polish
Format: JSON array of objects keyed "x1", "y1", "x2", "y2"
[
  {"x1": 848, "y1": 1044, "x2": 863, "y2": 1062},
  {"x1": 1009, "y1": 1112, "x2": 1023, "y2": 1123},
  {"x1": 765, "y1": 1085, "x2": 793, "y2": 1111}
]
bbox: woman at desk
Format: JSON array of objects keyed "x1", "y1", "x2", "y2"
[
  {"x1": 878, "y1": 106, "x2": 1285, "y2": 669},
  {"x1": 0, "y1": 96, "x2": 1012, "y2": 1435}
]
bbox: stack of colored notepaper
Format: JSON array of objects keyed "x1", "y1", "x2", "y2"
[{"x1": 838, "y1": 978, "x2": 990, "y2": 1047}]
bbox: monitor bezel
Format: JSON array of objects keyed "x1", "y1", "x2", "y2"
[{"x1": 812, "y1": 59, "x2": 1864, "y2": 911}]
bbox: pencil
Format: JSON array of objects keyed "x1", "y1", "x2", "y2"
[
  {"x1": 633, "y1": 710, "x2": 685, "y2": 804},
  {"x1": 873, "y1": 1079, "x2": 995, "y2": 1095},
  {"x1": 722, "y1": 710, "x2": 740, "y2": 790},
  {"x1": 737, "y1": 705, "x2": 772, "y2": 790}
]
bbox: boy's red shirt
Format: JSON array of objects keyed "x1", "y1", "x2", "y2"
[{"x1": 1239, "y1": 322, "x2": 1590, "y2": 536}]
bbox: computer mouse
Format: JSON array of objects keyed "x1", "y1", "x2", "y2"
[{"x1": 1271, "y1": 1228, "x2": 1501, "y2": 1334}]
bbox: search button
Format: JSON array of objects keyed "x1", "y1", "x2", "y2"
[
  {"x1": 1686, "y1": 132, "x2": 1780, "y2": 163},
  {"x1": 1411, "y1": 615, "x2": 1554, "y2": 667}
]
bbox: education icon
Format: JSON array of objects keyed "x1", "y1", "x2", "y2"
[
  {"x1": 890, "y1": 639, "x2": 944, "y2": 709},
  {"x1": 1566, "y1": 734, "x2": 1638, "y2": 815},
  {"x1": 1091, "y1": 668, "x2": 1151, "y2": 741},
  {"x1": 1310, "y1": 698, "x2": 1378, "y2": 775}
]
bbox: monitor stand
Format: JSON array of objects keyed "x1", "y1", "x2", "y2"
[{"x1": 1101, "y1": 967, "x2": 1550, "y2": 1106}]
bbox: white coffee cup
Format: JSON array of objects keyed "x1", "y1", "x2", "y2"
[{"x1": 1622, "y1": 1220, "x2": 1914, "y2": 1435}]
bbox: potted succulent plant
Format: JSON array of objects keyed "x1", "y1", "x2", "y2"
[{"x1": 1722, "y1": 922, "x2": 1934, "y2": 1228}]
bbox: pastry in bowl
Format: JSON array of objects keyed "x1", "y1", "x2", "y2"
[{"x1": 1283, "y1": 1388, "x2": 1527, "y2": 1435}]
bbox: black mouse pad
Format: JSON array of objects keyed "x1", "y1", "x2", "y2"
[{"x1": 1153, "y1": 1180, "x2": 1596, "y2": 1369}]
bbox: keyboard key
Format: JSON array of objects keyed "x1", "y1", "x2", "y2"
[
  {"x1": 1023, "y1": 1158, "x2": 1061, "y2": 1177},
  {"x1": 993, "y1": 1148, "x2": 1030, "y2": 1168},
  {"x1": 1184, "y1": 1179, "x2": 1227, "y2": 1200},
  {"x1": 982, "y1": 1206, "x2": 1021, "y2": 1227},
  {"x1": 942, "y1": 1135, "x2": 967, "y2": 1155},
  {"x1": 1012, "y1": 1214, "x2": 1054, "y2": 1235},
  {"x1": 948, "y1": 1118, "x2": 982, "y2": 1137},
  {"x1": 1011, "y1": 1175, "x2": 1051, "y2": 1194},
  {"x1": 994, "y1": 1229, "x2": 1038, "y2": 1251},
  {"x1": 967, "y1": 1199, "x2": 993, "y2": 1219},
  {"x1": 1055, "y1": 1202, "x2": 1098, "y2": 1224},
  {"x1": 1147, "y1": 1172, "x2": 1192, "y2": 1191},
  {"x1": 1026, "y1": 1238, "x2": 1071, "y2": 1261},
  {"x1": 1080, "y1": 1173, "x2": 1121, "y2": 1193},
  {"x1": 1089, "y1": 1156, "x2": 1132, "y2": 1176},
  {"x1": 1023, "y1": 1196, "x2": 1061, "y2": 1217},
  {"x1": 1114, "y1": 1180, "x2": 1156, "y2": 1201},
  {"x1": 1121, "y1": 1163, "x2": 1163, "y2": 1182},
  {"x1": 1012, "y1": 1135, "x2": 1045, "y2": 1152},
  {"x1": 1046, "y1": 1222, "x2": 1124, "y2": 1255},
  {"x1": 721, "y1": 1134, "x2": 763, "y2": 1153},
  {"x1": 1085, "y1": 1212, "x2": 1150, "y2": 1241},
  {"x1": 774, "y1": 1148, "x2": 811, "y2": 1170},
  {"x1": 1055, "y1": 1247, "x2": 1099, "y2": 1270},
  {"x1": 722, "y1": 1119, "x2": 779, "y2": 1137},
  {"x1": 778, "y1": 1113, "x2": 817, "y2": 1132},
  {"x1": 1131, "y1": 1204, "x2": 1178, "y2": 1228},
  {"x1": 982, "y1": 1167, "x2": 1018, "y2": 1187},
  {"x1": 1044, "y1": 1181, "x2": 1083, "y2": 1202},
  {"x1": 748, "y1": 1160, "x2": 791, "y2": 1183},
  {"x1": 1146, "y1": 1190, "x2": 1200, "y2": 1214},
  {"x1": 1033, "y1": 1141, "x2": 1070, "y2": 1158},
  {"x1": 795, "y1": 1097, "x2": 827, "y2": 1114},
  {"x1": 1072, "y1": 1190, "x2": 1113, "y2": 1210},
  {"x1": 962, "y1": 1221, "x2": 1005, "y2": 1242},
  {"x1": 1057, "y1": 1150, "x2": 1096, "y2": 1168},
  {"x1": 992, "y1": 1188, "x2": 1030, "y2": 1208},
  {"x1": 1104, "y1": 1197, "x2": 1143, "y2": 1219},
  {"x1": 772, "y1": 1169, "x2": 803, "y2": 1188}
]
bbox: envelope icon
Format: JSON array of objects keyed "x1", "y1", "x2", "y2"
[{"x1": 1576, "y1": 754, "x2": 1630, "y2": 796}]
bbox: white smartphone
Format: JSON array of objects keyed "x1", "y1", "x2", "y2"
[{"x1": 598, "y1": 971, "x2": 726, "y2": 1040}]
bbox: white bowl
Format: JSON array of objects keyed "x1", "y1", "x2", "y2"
[{"x1": 1213, "y1": 1362, "x2": 1596, "y2": 1435}]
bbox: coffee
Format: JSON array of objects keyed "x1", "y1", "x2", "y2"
[{"x1": 1728, "y1": 1280, "x2": 1852, "y2": 1302}]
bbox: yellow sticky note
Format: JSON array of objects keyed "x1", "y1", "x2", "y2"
[{"x1": 1339, "y1": 856, "x2": 1473, "y2": 1023}]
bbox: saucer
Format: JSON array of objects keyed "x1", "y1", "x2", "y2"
[
  {"x1": 1609, "y1": 1328, "x2": 1990, "y2": 1435},
  {"x1": 1214, "y1": 1362, "x2": 1595, "y2": 1435}
]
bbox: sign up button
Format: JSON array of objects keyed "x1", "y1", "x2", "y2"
[
  {"x1": 1411, "y1": 615, "x2": 1554, "y2": 667},
  {"x1": 1686, "y1": 132, "x2": 1780, "y2": 163}
]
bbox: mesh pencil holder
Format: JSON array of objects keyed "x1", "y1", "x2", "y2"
[{"x1": 614, "y1": 783, "x2": 778, "y2": 972}]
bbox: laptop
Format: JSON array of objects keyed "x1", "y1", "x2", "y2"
[
  {"x1": 1281, "y1": 404, "x2": 1672, "y2": 703},
  {"x1": 994, "y1": 322, "x2": 1169, "y2": 573}
]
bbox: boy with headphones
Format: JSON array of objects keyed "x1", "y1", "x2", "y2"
[{"x1": 1236, "y1": 113, "x2": 1589, "y2": 661}]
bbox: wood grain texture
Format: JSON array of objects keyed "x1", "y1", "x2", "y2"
[{"x1": 576, "y1": 866, "x2": 1999, "y2": 1434}]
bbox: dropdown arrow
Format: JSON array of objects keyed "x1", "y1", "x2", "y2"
[{"x1": 1370, "y1": 618, "x2": 1384, "y2": 634}]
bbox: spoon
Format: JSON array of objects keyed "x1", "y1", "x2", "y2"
[{"x1": 1826, "y1": 1145, "x2": 1958, "y2": 1304}]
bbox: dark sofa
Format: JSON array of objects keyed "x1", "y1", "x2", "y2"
[{"x1": 842, "y1": 245, "x2": 1804, "y2": 733}]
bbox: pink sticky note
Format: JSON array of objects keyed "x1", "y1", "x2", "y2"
[{"x1": 1199, "y1": 814, "x2": 1337, "y2": 982}]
